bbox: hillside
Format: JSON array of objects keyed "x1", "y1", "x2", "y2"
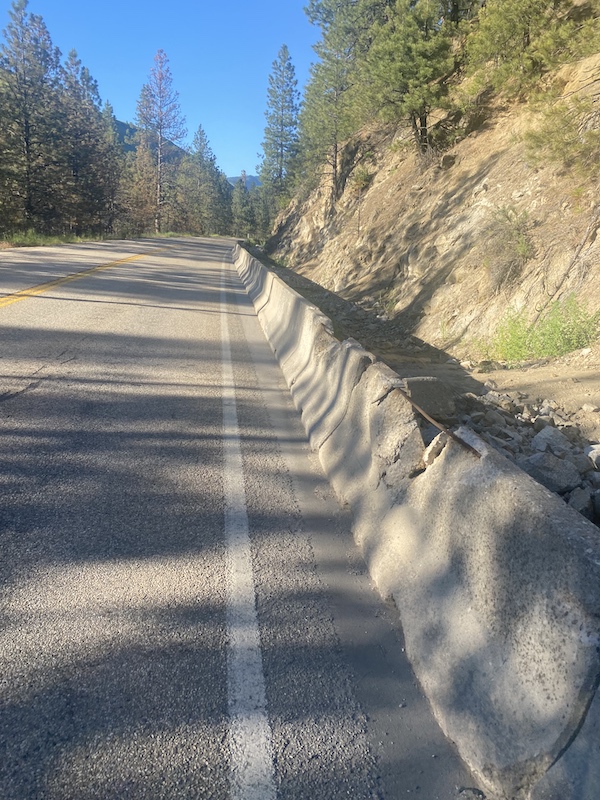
[
  {"x1": 228, "y1": 175, "x2": 261, "y2": 189},
  {"x1": 266, "y1": 53, "x2": 600, "y2": 437}
]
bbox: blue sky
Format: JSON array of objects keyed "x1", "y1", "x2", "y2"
[{"x1": 1, "y1": 0, "x2": 320, "y2": 177}]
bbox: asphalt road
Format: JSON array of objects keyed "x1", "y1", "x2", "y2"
[{"x1": 0, "y1": 238, "x2": 476, "y2": 799}]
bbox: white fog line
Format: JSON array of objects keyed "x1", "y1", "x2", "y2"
[{"x1": 221, "y1": 262, "x2": 277, "y2": 800}]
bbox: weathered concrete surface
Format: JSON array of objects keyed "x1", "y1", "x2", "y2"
[
  {"x1": 235, "y1": 245, "x2": 600, "y2": 800},
  {"x1": 383, "y1": 430, "x2": 600, "y2": 799},
  {"x1": 531, "y1": 687, "x2": 600, "y2": 800}
]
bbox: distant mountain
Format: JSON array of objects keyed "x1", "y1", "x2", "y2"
[
  {"x1": 114, "y1": 119, "x2": 186, "y2": 157},
  {"x1": 115, "y1": 120, "x2": 138, "y2": 152},
  {"x1": 228, "y1": 175, "x2": 261, "y2": 189}
]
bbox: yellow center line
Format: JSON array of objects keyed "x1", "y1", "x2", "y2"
[{"x1": 0, "y1": 249, "x2": 168, "y2": 310}]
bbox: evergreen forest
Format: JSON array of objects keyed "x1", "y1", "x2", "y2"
[
  {"x1": 1, "y1": 0, "x2": 599, "y2": 244},
  {"x1": 0, "y1": 0, "x2": 235, "y2": 241},
  {"x1": 292, "y1": 0, "x2": 600, "y2": 206}
]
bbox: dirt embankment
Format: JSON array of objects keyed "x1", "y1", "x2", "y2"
[
  {"x1": 271, "y1": 55, "x2": 600, "y2": 355},
  {"x1": 270, "y1": 57, "x2": 600, "y2": 348}
]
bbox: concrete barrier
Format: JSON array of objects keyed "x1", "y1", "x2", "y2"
[{"x1": 234, "y1": 245, "x2": 600, "y2": 800}]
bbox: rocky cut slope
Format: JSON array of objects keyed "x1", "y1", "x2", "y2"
[{"x1": 269, "y1": 54, "x2": 600, "y2": 357}]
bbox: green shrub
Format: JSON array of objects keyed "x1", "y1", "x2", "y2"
[
  {"x1": 350, "y1": 166, "x2": 374, "y2": 194},
  {"x1": 525, "y1": 96, "x2": 600, "y2": 182},
  {"x1": 490, "y1": 295, "x2": 600, "y2": 361},
  {"x1": 486, "y1": 206, "x2": 535, "y2": 292},
  {"x1": 491, "y1": 309, "x2": 532, "y2": 361},
  {"x1": 532, "y1": 295, "x2": 600, "y2": 355}
]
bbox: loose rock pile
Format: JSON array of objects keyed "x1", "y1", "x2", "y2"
[{"x1": 454, "y1": 387, "x2": 600, "y2": 524}]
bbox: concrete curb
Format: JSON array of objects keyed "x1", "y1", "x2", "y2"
[{"x1": 234, "y1": 245, "x2": 600, "y2": 800}]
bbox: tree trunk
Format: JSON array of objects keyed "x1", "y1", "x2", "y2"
[
  {"x1": 330, "y1": 136, "x2": 339, "y2": 207},
  {"x1": 155, "y1": 136, "x2": 162, "y2": 234},
  {"x1": 411, "y1": 112, "x2": 429, "y2": 154}
]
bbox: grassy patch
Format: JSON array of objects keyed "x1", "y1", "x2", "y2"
[
  {"x1": 485, "y1": 206, "x2": 535, "y2": 292},
  {"x1": 0, "y1": 230, "x2": 222, "y2": 249},
  {"x1": 142, "y1": 231, "x2": 203, "y2": 239},
  {"x1": 0, "y1": 231, "x2": 109, "y2": 249},
  {"x1": 488, "y1": 295, "x2": 600, "y2": 362}
]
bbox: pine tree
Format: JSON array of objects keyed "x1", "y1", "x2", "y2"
[
  {"x1": 100, "y1": 101, "x2": 126, "y2": 234},
  {"x1": 298, "y1": 0, "x2": 376, "y2": 201},
  {"x1": 259, "y1": 45, "x2": 299, "y2": 202},
  {"x1": 215, "y1": 171, "x2": 234, "y2": 235},
  {"x1": 231, "y1": 172, "x2": 254, "y2": 238},
  {"x1": 173, "y1": 153, "x2": 200, "y2": 234},
  {"x1": 249, "y1": 184, "x2": 272, "y2": 242},
  {"x1": 361, "y1": 0, "x2": 454, "y2": 151},
  {"x1": 467, "y1": 0, "x2": 571, "y2": 93},
  {"x1": 59, "y1": 49, "x2": 115, "y2": 234},
  {"x1": 126, "y1": 139, "x2": 156, "y2": 235},
  {"x1": 0, "y1": 62, "x2": 18, "y2": 232},
  {"x1": 297, "y1": 48, "x2": 355, "y2": 201},
  {"x1": 0, "y1": 0, "x2": 62, "y2": 233},
  {"x1": 173, "y1": 124, "x2": 233, "y2": 235},
  {"x1": 189, "y1": 124, "x2": 223, "y2": 233},
  {"x1": 135, "y1": 49, "x2": 186, "y2": 233}
]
